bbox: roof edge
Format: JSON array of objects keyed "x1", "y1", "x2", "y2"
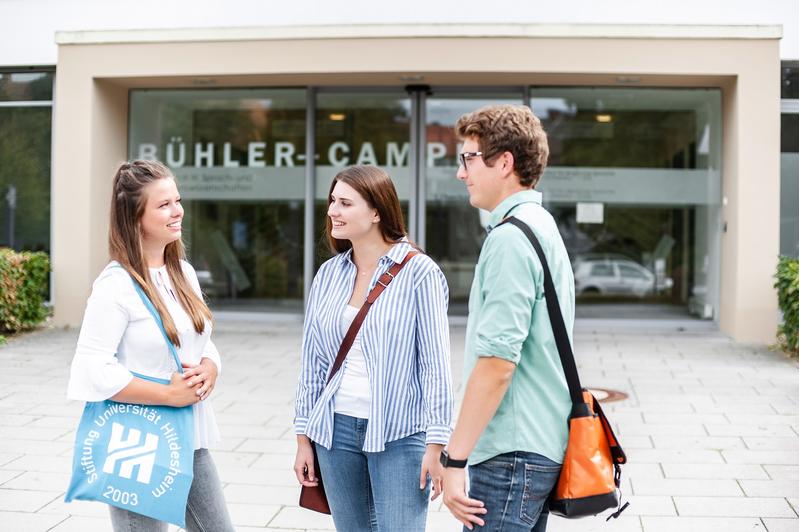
[{"x1": 55, "y1": 23, "x2": 783, "y2": 46}]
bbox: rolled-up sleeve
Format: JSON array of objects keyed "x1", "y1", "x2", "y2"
[
  {"x1": 294, "y1": 275, "x2": 327, "y2": 435},
  {"x1": 415, "y1": 266, "x2": 453, "y2": 445},
  {"x1": 473, "y1": 227, "x2": 540, "y2": 364},
  {"x1": 67, "y1": 274, "x2": 134, "y2": 401}
]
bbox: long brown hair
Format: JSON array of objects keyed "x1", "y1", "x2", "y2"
[
  {"x1": 109, "y1": 160, "x2": 212, "y2": 346},
  {"x1": 325, "y1": 166, "x2": 409, "y2": 254}
]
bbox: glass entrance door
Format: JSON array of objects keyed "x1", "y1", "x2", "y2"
[
  {"x1": 422, "y1": 91, "x2": 525, "y2": 312},
  {"x1": 530, "y1": 87, "x2": 722, "y2": 319}
]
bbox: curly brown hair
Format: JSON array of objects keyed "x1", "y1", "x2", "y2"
[{"x1": 455, "y1": 104, "x2": 549, "y2": 188}]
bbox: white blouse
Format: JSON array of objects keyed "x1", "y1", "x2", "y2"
[
  {"x1": 333, "y1": 305, "x2": 371, "y2": 419},
  {"x1": 67, "y1": 260, "x2": 222, "y2": 449}
]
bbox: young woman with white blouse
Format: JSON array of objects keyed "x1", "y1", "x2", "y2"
[
  {"x1": 67, "y1": 160, "x2": 234, "y2": 532},
  {"x1": 293, "y1": 165, "x2": 453, "y2": 531}
]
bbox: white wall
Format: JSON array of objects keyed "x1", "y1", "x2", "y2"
[{"x1": 1, "y1": 0, "x2": 797, "y2": 66}]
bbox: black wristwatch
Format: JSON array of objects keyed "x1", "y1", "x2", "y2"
[{"x1": 439, "y1": 450, "x2": 468, "y2": 469}]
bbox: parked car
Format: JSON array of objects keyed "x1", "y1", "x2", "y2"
[{"x1": 573, "y1": 257, "x2": 673, "y2": 297}]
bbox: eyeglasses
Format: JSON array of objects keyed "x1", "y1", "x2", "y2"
[{"x1": 458, "y1": 151, "x2": 484, "y2": 168}]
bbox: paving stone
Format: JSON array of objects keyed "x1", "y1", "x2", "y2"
[
  {"x1": 548, "y1": 515, "x2": 643, "y2": 531},
  {"x1": 0, "y1": 439, "x2": 72, "y2": 455},
  {"x1": 706, "y1": 425, "x2": 797, "y2": 437},
  {"x1": 640, "y1": 516, "x2": 767, "y2": 531},
  {"x1": 625, "y1": 449, "x2": 724, "y2": 464},
  {"x1": 662, "y1": 464, "x2": 769, "y2": 480},
  {"x1": 761, "y1": 518, "x2": 799, "y2": 532},
  {"x1": 2, "y1": 322, "x2": 798, "y2": 529},
  {"x1": 723, "y1": 451, "x2": 799, "y2": 465},
  {"x1": 237, "y1": 438, "x2": 296, "y2": 454},
  {"x1": 1, "y1": 471, "x2": 70, "y2": 491},
  {"x1": 0, "y1": 510, "x2": 67, "y2": 532},
  {"x1": 268, "y1": 506, "x2": 336, "y2": 529},
  {"x1": 216, "y1": 466, "x2": 296, "y2": 487},
  {"x1": 743, "y1": 437, "x2": 799, "y2": 451},
  {"x1": 224, "y1": 483, "x2": 301, "y2": 506},
  {"x1": 0, "y1": 487, "x2": 61, "y2": 511},
  {"x1": 739, "y1": 480, "x2": 799, "y2": 497},
  {"x1": 674, "y1": 496, "x2": 796, "y2": 517},
  {"x1": 650, "y1": 435, "x2": 746, "y2": 450},
  {"x1": 2, "y1": 454, "x2": 72, "y2": 473},
  {"x1": 764, "y1": 465, "x2": 799, "y2": 480},
  {"x1": 617, "y1": 423, "x2": 708, "y2": 437},
  {"x1": 631, "y1": 477, "x2": 743, "y2": 496},
  {"x1": 47, "y1": 515, "x2": 110, "y2": 531},
  {"x1": 623, "y1": 463, "x2": 665, "y2": 480},
  {"x1": 616, "y1": 495, "x2": 676, "y2": 516},
  {"x1": 41, "y1": 497, "x2": 110, "y2": 517},
  {"x1": 227, "y1": 502, "x2": 281, "y2": 527}
]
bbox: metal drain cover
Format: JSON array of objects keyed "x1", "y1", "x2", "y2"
[{"x1": 587, "y1": 387, "x2": 628, "y2": 403}]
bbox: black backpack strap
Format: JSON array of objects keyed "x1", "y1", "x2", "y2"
[{"x1": 497, "y1": 216, "x2": 585, "y2": 409}]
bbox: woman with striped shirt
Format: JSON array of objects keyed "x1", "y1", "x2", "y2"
[{"x1": 293, "y1": 165, "x2": 453, "y2": 531}]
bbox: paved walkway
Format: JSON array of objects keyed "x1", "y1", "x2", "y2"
[{"x1": 0, "y1": 320, "x2": 797, "y2": 531}]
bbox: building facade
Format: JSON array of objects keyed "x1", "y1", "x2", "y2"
[{"x1": 0, "y1": 2, "x2": 794, "y2": 343}]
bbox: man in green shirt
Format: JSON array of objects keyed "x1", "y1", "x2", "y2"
[{"x1": 441, "y1": 105, "x2": 574, "y2": 531}]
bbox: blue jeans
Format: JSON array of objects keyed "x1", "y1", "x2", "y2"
[
  {"x1": 314, "y1": 413, "x2": 429, "y2": 532},
  {"x1": 108, "y1": 449, "x2": 234, "y2": 532},
  {"x1": 467, "y1": 451, "x2": 561, "y2": 532}
]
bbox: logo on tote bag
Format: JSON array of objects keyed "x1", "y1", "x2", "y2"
[{"x1": 103, "y1": 423, "x2": 159, "y2": 484}]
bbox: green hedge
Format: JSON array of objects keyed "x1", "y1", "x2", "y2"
[
  {"x1": 775, "y1": 255, "x2": 799, "y2": 356},
  {"x1": 0, "y1": 248, "x2": 50, "y2": 334}
]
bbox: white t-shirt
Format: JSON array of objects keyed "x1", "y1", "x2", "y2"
[
  {"x1": 67, "y1": 260, "x2": 222, "y2": 449},
  {"x1": 333, "y1": 305, "x2": 371, "y2": 419}
]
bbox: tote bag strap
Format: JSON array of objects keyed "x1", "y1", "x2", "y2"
[
  {"x1": 111, "y1": 264, "x2": 184, "y2": 374},
  {"x1": 496, "y1": 217, "x2": 584, "y2": 407},
  {"x1": 326, "y1": 250, "x2": 418, "y2": 384}
]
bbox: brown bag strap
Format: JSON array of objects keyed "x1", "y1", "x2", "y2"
[{"x1": 326, "y1": 250, "x2": 418, "y2": 384}]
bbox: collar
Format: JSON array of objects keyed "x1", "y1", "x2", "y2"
[
  {"x1": 486, "y1": 189, "x2": 542, "y2": 232},
  {"x1": 337, "y1": 236, "x2": 413, "y2": 267}
]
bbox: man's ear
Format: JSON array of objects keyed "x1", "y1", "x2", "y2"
[{"x1": 501, "y1": 151, "x2": 515, "y2": 176}]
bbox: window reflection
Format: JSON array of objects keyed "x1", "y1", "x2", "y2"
[
  {"x1": 129, "y1": 89, "x2": 307, "y2": 310},
  {"x1": 314, "y1": 92, "x2": 412, "y2": 268}
]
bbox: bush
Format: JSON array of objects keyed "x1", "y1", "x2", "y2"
[
  {"x1": 775, "y1": 255, "x2": 799, "y2": 356},
  {"x1": 0, "y1": 248, "x2": 50, "y2": 333}
]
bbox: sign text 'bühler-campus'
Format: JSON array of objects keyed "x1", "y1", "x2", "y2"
[{"x1": 136, "y1": 139, "x2": 452, "y2": 168}]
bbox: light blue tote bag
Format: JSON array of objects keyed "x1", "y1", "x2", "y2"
[{"x1": 65, "y1": 271, "x2": 195, "y2": 527}]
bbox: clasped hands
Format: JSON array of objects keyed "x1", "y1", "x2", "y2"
[{"x1": 179, "y1": 357, "x2": 218, "y2": 401}]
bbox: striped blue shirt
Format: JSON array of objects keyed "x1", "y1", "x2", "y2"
[{"x1": 294, "y1": 240, "x2": 453, "y2": 452}]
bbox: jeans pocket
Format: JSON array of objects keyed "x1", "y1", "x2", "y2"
[{"x1": 520, "y1": 463, "x2": 561, "y2": 525}]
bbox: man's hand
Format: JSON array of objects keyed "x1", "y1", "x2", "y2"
[
  {"x1": 442, "y1": 467, "x2": 487, "y2": 530},
  {"x1": 420, "y1": 443, "x2": 444, "y2": 500},
  {"x1": 181, "y1": 358, "x2": 218, "y2": 401}
]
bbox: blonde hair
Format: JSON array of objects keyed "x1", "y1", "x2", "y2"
[{"x1": 109, "y1": 160, "x2": 212, "y2": 346}]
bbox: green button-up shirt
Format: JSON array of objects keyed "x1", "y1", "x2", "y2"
[{"x1": 464, "y1": 189, "x2": 574, "y2": 465}]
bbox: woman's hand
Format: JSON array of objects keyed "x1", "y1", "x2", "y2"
[
  {"x1": 420, "y1": 443, "x2": 445, "y2": 500},
  {"x1": 181, "y1": 358, "x2": 218, "y2": 401},
  {"x1": 167, "y1": 372, "x2": 203, "y2": 407},
  {"x1": 294, "y1": 435, "x2": 319, "y2": 487}
]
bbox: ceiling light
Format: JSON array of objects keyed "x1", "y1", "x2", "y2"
[
  {"x1": 329, "y1": 113, "x2": 346, "y2": 121},
  {"x1": 596, "y1": 114, "x2": 612, "y2": 123}
]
